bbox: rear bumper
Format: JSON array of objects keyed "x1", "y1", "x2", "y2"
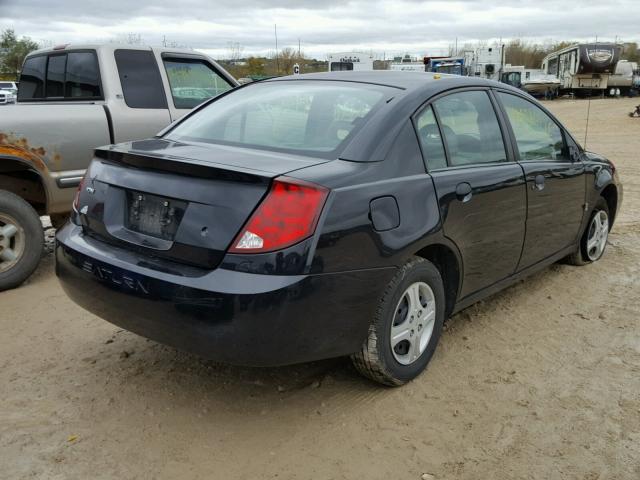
[{"x1": 56, "y1": 224, "x2": 395, "y2": 366}]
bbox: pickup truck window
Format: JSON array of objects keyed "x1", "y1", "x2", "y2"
[
  {"x1": 163, "y1": 58, "x2": 233, "y2": 109},
  {"x1": 65, "y1": 52, "x2": 101, "y2": 98},
  {"x1": 18, "y1": 51, "x2": 102, "y2": 101},
  {"x1": 46, "y1": 54, "x2": 66, "y2": 98},
  {"x1": 114, "y1": 49, "x2": 167, "y2": 109},
  {"x1": 18, "y1": 56, "x2": 46, "y2": 100}
]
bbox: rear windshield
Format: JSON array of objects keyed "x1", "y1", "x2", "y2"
[
  {"x1": 0, "y1": 82, "x2": 14, "y2": 89},
  {"x1": 165, "y1": 81, "x2": 395, "y2": 158}
]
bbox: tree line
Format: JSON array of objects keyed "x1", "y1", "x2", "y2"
[{"x1": 1, "y1": 28, "x2": 638, "y2": 81}]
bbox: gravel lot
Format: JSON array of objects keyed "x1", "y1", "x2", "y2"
[{"x1": 1, "y1": 97, "x2": 639, "y2": 480}]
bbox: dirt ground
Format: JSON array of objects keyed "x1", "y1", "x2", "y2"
[{"x1": 1, "y1": 98, "x2": 639, "y2": 480}]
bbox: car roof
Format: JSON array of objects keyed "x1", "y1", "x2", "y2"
[{"x1": 267, "y1": 70, "x2": 501, "y2": 91}]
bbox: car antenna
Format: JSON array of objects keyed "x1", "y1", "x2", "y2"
[
  {"x1": 584, "y1": 87, "x2": 592, "y2": 150},
  {"x1": 584, "y1": 36, "x2": 598, "y2": 150}
]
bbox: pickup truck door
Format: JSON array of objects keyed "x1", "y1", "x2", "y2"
[
  {"x1": 154, "y1": 51, "x2": 237, "y2": 122},
  {"x1": 108, "y1": 49, "x2": 172, "y2": 143},
  {"x1": 495, "y1": 91, "x2": 586, "y2": 270}
]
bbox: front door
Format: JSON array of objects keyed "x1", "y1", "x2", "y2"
[
  {"x1": 495, "y1": 91, "x2": 586, "y2": 270},
  {"x1": 415, "y1": 90, "x2": 527, "y2": 298}
]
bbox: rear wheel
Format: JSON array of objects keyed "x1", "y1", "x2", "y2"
[
  {"x1": 0, "y1": 190, "x2": 44, "y2": 291},
  {"x1": 351, "y1": 257, "x2": 445, "y2": 386},
  {"x1": 566, "y1": 198, "x2": 610, "y2": 266}
]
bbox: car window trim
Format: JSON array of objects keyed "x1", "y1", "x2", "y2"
[
  {"x1": 492, "y1": 89, "x2": 573, "y2": 164},
  {"x1": 160, "y1": 54, "x2": 234, "y2": 110},
  {"x1": 18, "y1": 49, "x2": 104, "y2": 102},
  {"x1": 410, "y1": 86, "x2": 516, "y2": 172}
]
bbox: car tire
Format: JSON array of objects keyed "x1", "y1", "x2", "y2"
[
  {"x1": 351, "y1": 256, "x2": 446, "y2": 386},
  {"x1": 0, "y1": 190, "x2": 44, "y2": 291},
  {"x1": 566, "y1": 198, "x2": 610, "y2": 266}
]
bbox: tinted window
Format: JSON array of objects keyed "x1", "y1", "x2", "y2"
[
  {"x1": 115, "y1": 49, "x2": 167, "y2": 109},
  {"x1": 163, "y1": 58, "x2": 233, "y2": 109},
  {"x1": 498, "y1": 92, "x2": 568, "y2": 161},
  {"x1": 65, "y1": 52, "x2": 101, "y2": 98},
  {"x1": 166, "y1": 81, "x2": 392, "y2": 158},
  {"x1": 415, "y1": 105, "x2": 447, "y2": 170},
  {"x1": 0, "y1": 82, "x2": 14, "y2": 89},
  {"x1": 46, "y1": 54, "x2": 66, "y2": 97},
  {"x1": 330, "y1": 62, "x2": 354, "y2": 71},
  {"x1": 433, "y1": 91, "x2": 506, "y2": 166},
  {"x1": 18, "y1": 56, "x2": 46, "y2": 100}
]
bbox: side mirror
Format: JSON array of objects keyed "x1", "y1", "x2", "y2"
[{"x1": 569, "y1": 145, "x2": 581, "y2": 162}]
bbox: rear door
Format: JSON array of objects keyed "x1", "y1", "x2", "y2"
[
  {"x1": 495, "y1": 91, "x2": 585, "y2": 270},
  {"x1": 415, "y1": 89, "x2": 527, "y2": 298},
  {"x1": 109, "y1": 49, "x2": 172, "y2": 142}
]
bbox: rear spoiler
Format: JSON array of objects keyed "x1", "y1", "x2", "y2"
[{"x1": 94, "y1": 148, "x2": 271, "y2": 185}]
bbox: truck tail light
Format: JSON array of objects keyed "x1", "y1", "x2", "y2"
[{"x1": 229, "y1": 177, "x2": 329, "y2": 254}]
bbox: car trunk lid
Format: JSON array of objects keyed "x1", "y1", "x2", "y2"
[{"x1": 76, "y1": 139, "x2": 330, "y2": 269}]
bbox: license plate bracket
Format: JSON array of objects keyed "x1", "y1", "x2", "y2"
[{"x1": 125, "y1": 190, "x2": 186, "y2": 241}]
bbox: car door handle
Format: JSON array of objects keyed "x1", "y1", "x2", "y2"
[
  {"x1": 532, "y1": 174, "x2": 545, "y2": 191},
  {"x1": 455, "y1": 182, "x2": 473, "y2": 202}
]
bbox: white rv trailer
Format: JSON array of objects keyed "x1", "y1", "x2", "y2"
[
  {"x1": 541, "y1": 43, "x2": 621, "y2": 93},
  {"x1": 608, "y1": 60, "x2": 638, "y2": 94},
  {"x1": 327, "y1": 52, "x2": 374, "y2": 72},
  {"x1": 464, "y1": 45, "x2": 505, "y2": 81}
]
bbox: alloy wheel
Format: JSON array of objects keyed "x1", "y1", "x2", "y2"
[
  {"x1": 0, "y1": 213, "x2": 26, "y2": 274},
  {"x1": 586, "y1": 210, "x2": 609, "y2": 261},
  {"x1": 390, "y1": 281, "x2": 436, "y2": 365}
]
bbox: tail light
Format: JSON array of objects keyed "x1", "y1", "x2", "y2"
[
  {"x1": 229, "y1": 177, "x2": 329, "y2": 254},
  {"x1": 72, "y1": 174, "x2": 87, "y2": 212}
]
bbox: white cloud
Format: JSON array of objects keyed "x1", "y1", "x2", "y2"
[{"x1": 1, "y1": 0, "x2": 637, "y2": 59}]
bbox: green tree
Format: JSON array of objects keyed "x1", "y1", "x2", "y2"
[{"x1": 0, "y1": 29, "x2": 39, "y2": 80}]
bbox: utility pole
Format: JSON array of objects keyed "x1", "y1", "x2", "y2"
[
  {"x1": 298, "y1": 38, "x2": 301, "y2": 58},
  {"x1": 274, "y1": 24, "x2": 279, "y2": 74}
]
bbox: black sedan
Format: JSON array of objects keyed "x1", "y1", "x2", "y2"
[{"x1": 56, "y1": 72, "x2": 622, "y2": 386}]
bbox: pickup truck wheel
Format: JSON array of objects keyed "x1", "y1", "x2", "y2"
[
  {"x1": 351, "y1": 257, "x2": 445, "y2": 386},
  {"x1": 0, "y1": 191, "x2": 44, "y2": 291}
]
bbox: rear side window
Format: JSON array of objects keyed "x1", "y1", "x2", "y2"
[
  {"x1": 18, "y1": 51, "x2": 101, "y2": 101},
  {"x1": 415, "y1": 105, "x2": 447, "y2": 170},
  {"x1": 166, "y1": 81, "x2": 393, "y2": 159},
  {"x1": 18, "y1": 56, "x2": 46, "y2": 100},
  {"x1": 433, "y1": 91, "x2": 506, "y2": 166},
  {"x1": 115, "y1": 49, "x2": 167, "y2": 109},
  {"x1": 163, "y1": 58, "x2": 233, "y2": 109},
  {"x1": 65, "y1": 52, "x2": 101, "y2": 98},
  {"x1": 497, "y1": 92, "x2": 568, "y2": 161}
]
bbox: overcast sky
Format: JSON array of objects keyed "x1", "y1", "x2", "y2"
[{"x1": 0, "y1": 0, "x2": 637, "y2": 59}]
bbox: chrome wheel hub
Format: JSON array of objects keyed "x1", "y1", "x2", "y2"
[
  {"x1": 390, "y1": 281, "x2": 436, "y2": 365},
  {"x1": 0, "y1": 213, "x2": 25, "y2": 273},
  {"x1": 586, "y1": 210, "x2": 609, "y2": 261}
]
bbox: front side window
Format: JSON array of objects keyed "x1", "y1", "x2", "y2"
[
  {"x1": 163, "y1": 58, "x2": 233, "y2": 109},
  {"x1": 17, "y1": 56, "x2": 46, "y2": 100},
  {"x1": 414, "y1": 105, "x2": 447, "y2": 170},
  {"x1": 498, "y1": 92, "x2": 568, "y2": 161},
  {"x1": 433, "y1": 91, "x2": 507, "y2": 166},
  {"x1": 166, "y1": 81, "x2": 393, "y2": 158}
]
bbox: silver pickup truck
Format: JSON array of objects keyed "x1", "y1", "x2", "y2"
[{"x1": 0, "y1": 44, "x2": 238, "y2": 290}]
